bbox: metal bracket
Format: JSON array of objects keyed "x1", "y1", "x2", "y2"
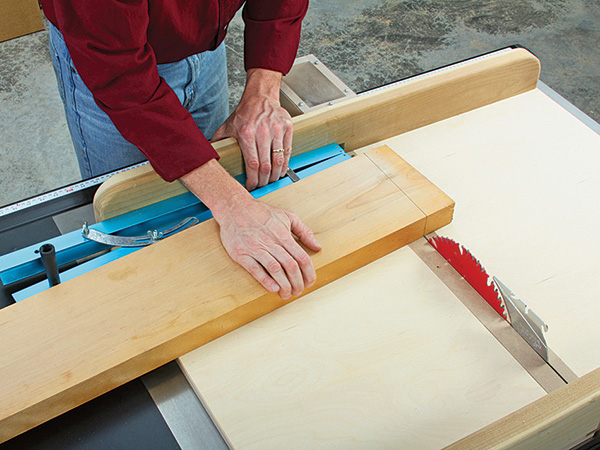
[
  {"x1": 286, "y1": 167, "x2": 300, "y2": 183},
  {"x1": 494, "y1": 276, "x2": 549, "y2": 361},
  {"x1": 82, "y1": 217, "x2": 199, "y2": 248}
]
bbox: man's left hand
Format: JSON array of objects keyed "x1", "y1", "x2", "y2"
[{"x1": 211, "y1": 68, "x2": 293, "y2": 191}]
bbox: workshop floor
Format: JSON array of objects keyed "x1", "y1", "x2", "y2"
[{"x1": 1, "y1": 0, "x2": 599, "y2": 207}]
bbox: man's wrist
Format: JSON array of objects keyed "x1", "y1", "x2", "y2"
[
  {"x1": 180, "y1": 159, "x2": 252, "y2": 220},
  {"x1": 244, "y1": 68, "x2": 283, "y2": 102}
]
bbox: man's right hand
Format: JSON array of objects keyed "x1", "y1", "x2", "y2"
[
  {"x1": 180, "y1": 159, "x2": 321, "y2": 298},
  {"x1": 215, "y1": 194, "x2": 321, "y2": 298}
]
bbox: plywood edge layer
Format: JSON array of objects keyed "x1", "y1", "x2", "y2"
[
  {"x1": 93, "y1": 47, "x2": 538, "y2": 221},
  {"x1": 444, "y1": 367, "x2": 600, "y2": 450},
  {"x1": 0, "y1": 147, "x2": 453, "y2": 443}
]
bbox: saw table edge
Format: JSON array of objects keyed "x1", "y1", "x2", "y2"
[{"x1": 93, "y1": 47, "x2": 539, "y2": 221}]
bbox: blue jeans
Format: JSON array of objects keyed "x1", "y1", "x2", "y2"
[{"x1": 48, "y1": 23, "x2": 229, "y2": 178}]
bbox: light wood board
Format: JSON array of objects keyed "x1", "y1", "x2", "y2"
[
  {"x1": 0, "y1": 147, "x2": 453, "y2": 442},
  {"x1": 180, "y1": 246, "x2": 546, "y2": 450},
  {"x1": 93, "y1": 47, "x2": 539, "y2": 221},
  {"x1": 374, "y1": 88, "x2": 600, "y2": 377},
  {"x1": 446, "y1": 367, "x2": 600, "y2": 450}
]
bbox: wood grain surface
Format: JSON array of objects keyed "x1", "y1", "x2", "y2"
[
  {"x1": 445, "y1": 367, "x2": 600, "y2": 450},
  {"x1": 0, "y1": 147, "x2": 453, "y2": 443},
  {"x1": 93, "y1": 47, "x2": 539, "y2": 221},
  {"x1": 377, "y1": 88, "x2": 600, "y2": 377},
  {"x1": 180, "y1": 247, "x2": 545, "y2": 450}
]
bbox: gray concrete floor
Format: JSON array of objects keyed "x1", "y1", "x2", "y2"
[{"x1": 1, "y1": 0, "x2": 599, "y2": 207}]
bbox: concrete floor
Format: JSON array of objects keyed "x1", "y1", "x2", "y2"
[{"x1": 1, "y1": 0, "x2": 599, "y2": 207}]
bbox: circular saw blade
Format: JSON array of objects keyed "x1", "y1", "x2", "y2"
[{"x1": 428, "y1": 236, "x2": 508, "y2": 320}]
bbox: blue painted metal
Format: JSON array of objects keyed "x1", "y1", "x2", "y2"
[
  {"x1": 0, "y1": 144, "x2": 347, "y2": 285},
  {"x1": 6, "y1": 144, "x2": 350, "y2": 301}
]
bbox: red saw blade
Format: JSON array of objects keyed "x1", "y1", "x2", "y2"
[{"x1": 429, "y1": 236, "x2": 507, "y2": 320}]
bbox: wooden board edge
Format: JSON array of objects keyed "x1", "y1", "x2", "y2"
[
  {"x1": 93, "y1": 47, "x2": 538, "y2": 221},
  {"x1": 444, "y1": 367, "x2": 600, "y2": 450},
  {"x1": 92, "y1": 165, "x2": 187, "y2": 220},
  {"x1": 290, "y1": 47, "x2": 540, "y2": 154}
]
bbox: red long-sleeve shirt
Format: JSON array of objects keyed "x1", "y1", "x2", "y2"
[{"x1": 40, "y1": 0, "x2": 308, "y2": 181}]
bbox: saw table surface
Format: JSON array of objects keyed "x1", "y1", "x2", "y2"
[
  {"x1": 179, "y1": 84, "x2": 600, "y2": 449},
  {"x1": 372, "y1": 86, "x2": 600, "y2": 377}
]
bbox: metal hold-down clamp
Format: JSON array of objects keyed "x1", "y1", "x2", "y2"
[{"x1": 82, "y1": 217, "x2": 199, "y2": 248}]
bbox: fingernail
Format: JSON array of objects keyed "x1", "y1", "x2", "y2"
[{"x1": 270, "y1": 283, "x2": 279, "y2": 292}]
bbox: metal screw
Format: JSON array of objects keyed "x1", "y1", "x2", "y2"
[
  {"x1": 344, "y1": 88, "x2": 350, "y2": 92},
  {"x1": 314, "y1": 60, "x2": 319, "y2": 65},
  {"x1": 328, "y1": 102, "x2": 334, "y2": 106},
  {"x1": 298, "y1": 101, "x2": 304, "y2": 106}
]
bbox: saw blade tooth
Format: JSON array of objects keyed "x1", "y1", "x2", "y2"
[
  {"x1": 494, "y1": 285, "x2": 508, "y2": 318},
  {"x1": 428, "y1": 236, "x2": 441, "y2": 249},
  {"x1": 428, "y1": 237, "x2": 509, "y2": 320},
  {"x1": 452, "y1": 242, "x2": 508, "y2": 322}
]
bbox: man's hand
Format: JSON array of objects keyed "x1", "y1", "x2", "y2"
[
  {"x1": 180, "y1": 159, "x2": 321, "y2": 299},
  {"x1": 211, "y1": 68, "x2": 293, "y2": 191},
  {"x1": 216, "y1": 195, "x2": 321, "y2": 299}
]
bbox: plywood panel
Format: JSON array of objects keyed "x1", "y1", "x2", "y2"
[
  {"x1": 0, "y1": 148, "x2": 453, "y2": 442},
  {"x1": 378, "y1": 88, "x2": 600, "y2": 376},
  {"x1": 180, "y1": 247, "x2": 545, "y2": 450}
]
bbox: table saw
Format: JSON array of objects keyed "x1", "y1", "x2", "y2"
[{"x1": 1, "y1": 47, "x2": 599, "y2": 450}]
